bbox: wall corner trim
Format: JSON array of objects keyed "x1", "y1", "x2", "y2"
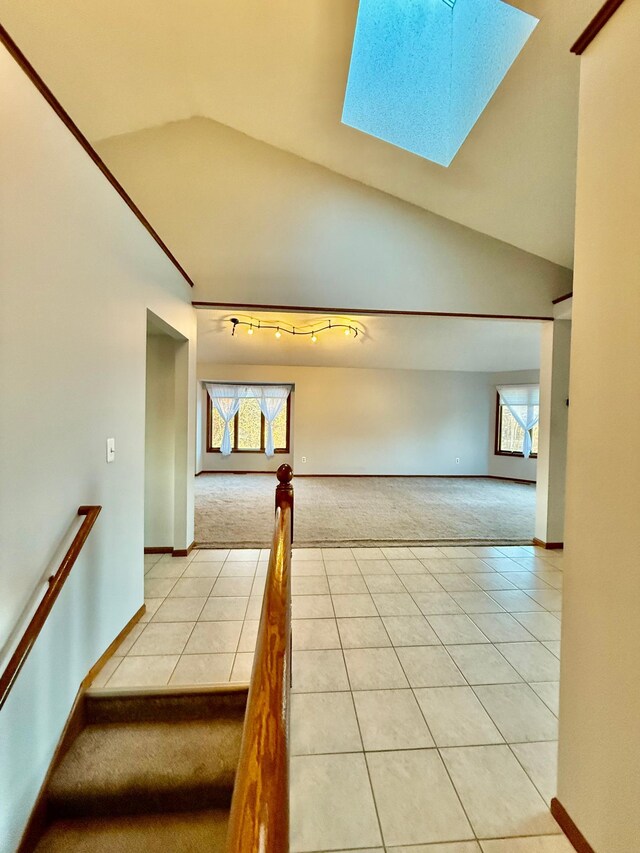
[
  {"x1": 532, "y1": 537, "x2": 565, "y2": 549},
  {"x1": 172, "y1": 540, "x2": 196, "y2": 557},
  {"x1": 551, "y1": 798, "x2": 597, "y2": 853}
]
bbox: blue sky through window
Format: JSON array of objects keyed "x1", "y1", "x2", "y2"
[{"x1": 342, "y1": 0, "x2": 538, "y2": 167}]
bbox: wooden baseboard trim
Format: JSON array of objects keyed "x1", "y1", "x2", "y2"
[
  {"x1": 144, "y1": 546, "x2": 173, "y2": 554},
  {"x1": 81, "y1": 605, "x2": 146, "y2": 689},
  {"x1": 17, "y1": 689, "x2": 86, "y2": 852},
  {"x1": 173, "y1": 540, "x2": 196, "y2": 558},
  {"x1": 533, "y1": 538, "x2": 565, "y2": 550},
  {"x1": 551, "y1": 798, "x2": 597, "y2": 853},
  {"x1": 196, "y1": 471, "x2": 536, "y2": 484}
]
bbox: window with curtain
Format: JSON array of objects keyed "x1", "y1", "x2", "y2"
[
  {"x1": 206, "y1": 387, "x2": 290, "y2": 455},
  {"x1": 495, "y1": 385, "x2": 539, "y2": 458}
]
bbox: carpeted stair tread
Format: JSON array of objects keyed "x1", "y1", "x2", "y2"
[
  {"x1": 34, "y1": 809, "x2": 230, "y2": 852},
  {"x1": 48, "y1": 718, "x2": 243, "y2": 817}
]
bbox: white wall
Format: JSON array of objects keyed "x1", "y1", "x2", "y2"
[
  {"x1": 557, "y1": 4, "x2": 640, "y2": 851},
  {"x1": 98, "y1": 118, "x2": 572, "y2": 317},
  {"x1": 0, "y1": 44, "x2": 196, "y2": 850},
  {"x1": 198, "y1": 364, "x2": 494, "y2": 476},
  {"x1": 488, "y1": 370, "x2": 540, "y2": 482},
  {"x1": 144, "y1": 333, "x2": 176, "y2": 548}
]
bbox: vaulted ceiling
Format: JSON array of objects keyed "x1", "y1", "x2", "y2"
[{"x1": 0, "y1": 0, "x2": 600, "y2": 268}]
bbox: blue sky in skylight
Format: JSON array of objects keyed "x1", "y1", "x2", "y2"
[{"x1": 342, "y1": 0, "x2": 539, "y2": 167}]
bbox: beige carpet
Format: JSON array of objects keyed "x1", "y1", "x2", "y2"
[{"x1": 195, "y1": 475, "x2": 536, "y2": 547}]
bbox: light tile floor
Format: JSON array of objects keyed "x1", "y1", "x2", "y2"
[{"x1": 95, "y1": 544, "x2": 568, "y2": 852}]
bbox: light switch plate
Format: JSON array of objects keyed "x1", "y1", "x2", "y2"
[{"x1": 106, "y1": 437, "x2": 115, "y2": 463}]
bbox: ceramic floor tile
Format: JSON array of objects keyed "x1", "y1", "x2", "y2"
[
  {"x1": 337, "y1": 617, "x2": 391, "y2": 649},
  {"x1": 411, "y1": 592, "x2": 463, "y2": 615},
  {"x1": 354, "y1": 559, "x2": 394, "y2": 575},
  {"x1": 500, "y1": 572, "x2": 553, "y2": 591},
  {"x1": 367, "y1": 749, "x2": 473, "y2": 846},
  {"x1": 382, "y1": 615, "x2": 440, "y2": 646},
  {"x1": 450, "y1": 592, "x2": 505, "y2": 614},
  {"x1": 292, "y1": 618, "x2": 341, "y2": 650},
  {"x1": 435, "y1": 575, "x2": 482, "y2": 592},
  {"x1": 469, "y1": 547, "x2": 504, "y2": 559},
  {"x1": 230, "y1": 652, "x2": 254, "y2": 682},
  {"x1": 410, "y1": 547, "x2": 446, "y2": 558},
  {"x1": 157, "y1": 553, "x2": 195, "y2": 566},
  {"x1": 290, "y1": 753, "x2": 382, "y2": 851},
  {"x1": 292, "y1": 547, "x2": 323, "y2": 561},
  {"x1": 168, "y1": 653, "x2": 234, "y2": 685},
  {"x1": 183, "y1": 620, "x2": 242, "y2": 654},
  {"x1": 514, "y1": 612, "x2": 562, "y2": 642},
  {"x1": 332, "y1": 594, "x2": 377, "y2": 618},
  {"x1": 292, "y1": 649, "x2": 350, "y2": 693},
  {"x1": 480, "y1": 837, "x2": 574, "y2": 853},
  {"x1": 192, "y1": 548, "x2": 229, "y2": 562},
  {"x1": 474, "y1": 684, "x2": 558, "y2": 742},
  {"x1": 209, "y1": 577, "x2": 253, "y2": 597},
  {"x1": 440, "y1": 547, "x2": 476, "y2": 558},
  {"x1": 543, "y1": 641, "x2": 561, "y2": 658},
  {"x1": 393, "y1": 844, "x2": 480, "y2": 853},
  {"x1": 292, "y1": 560, "x2": 327, "y2": 576},
  {"x1": 470, "y1": 574, "x2": 516, "y2": 591},
  {"x1": 396, "y1": 646, "x2": 466, "y2": 688},
  {"x1": 469, "y1": 613, "x2": 537, "y2": 643},
  {"x1": 441, "y1": 745, "x2": 560, "y2": 838},
  {"x1": 381, "y1": 547, "x2": 416, "y2": 560},
  {"x1": 169, "y1": 577, "x2": 215, "y2": 597},
  {"x1": 351, "y1": 548, "x2": 385, "y2": 560},
  {"x1": 354, "y1": 689, "x2": 434, "y2": 750},
  {"x1": 128, "y1": 622, "x2": 194, "y2": 656},
  {"x1": 145, "y1": 562, "x2": 187, "y2": 579},
  {"x1": 292, "y1": 595, "x2": 334, "y2": 619},
  {"x1": 373, "y1": 592, "x2": 421, "y2": 616},
  {"x1": 364, "y1": 574, "x2": 406, "y2": 593},
  {"x1": 199, "y1": 596, "x2": 248, "y2": 621},
  {"x1": 389, "y1": 559, "x2": 429, "y2": 575},
  {"x1": 245, "y1": 596, "x2": 264, "y2": 619},
  {"x1": 511, "y1": 741, "x2": 558, "y2": 804},
  {"x1": 344, "y1": 647, "x2": 409, "y2": 690},
  {"x1": 530, "y1": 681, "x2": 560, "y2": 716},
  {"x1": 140, "y1": 599, "x2": 163, "y2": 622},
  {"x1": 293, "y1": 575, "x2": 331, "y2": 595},
  {"x1": 322, "y1": 548, "x2": 354, "y2": 560},
  {"x1": 329, "y1": 575, "x2": 368, "y2": 594},
  {"x1": 496, "y1": 643, "x2": 561, "y2": 682},
  {"x1": 219, "y1": 561, "x2": 257, "y2": 578},
  {"x1": 415, "y1": 687, "x2": 503, "y2": 747},
  {"x1": 291, "y1": 692, "x2": 362, "y2": 755},
  {"x1": 421, "y1": 559, "x2": 463, "y2": 575},
  {"x1": 106, "y1": 655, "x2": 178, "y2": 688},
  {"x1": 90, "y1": 657, "x2": 121, "y2": 687},
  {"x1": 324, "y1": 560, "x2": 362, "y2": 576},
  {"x1": 486, "y1": 590, "x2": 545, "y2": 613},
  {"x1": 151, "y1": 597, "x2": 206, "y2": 623},
  {"x1": 238, "y1": 620, "x2": 259, "y2": 652},
  {"x1": 228, "y1": 548, "x2": 261, "y2": 561},
  {"x1": 143, "y1": 577, "x2": 178, "y2": 598},
  {"x1": 524, "y1": 590, "x2": 563, "y2": 611},
  {"x1": 427, "y1": 615, "x2": 490, "y2": 645},
  {"x1": 182, "y1": 561, "x2": 224, "y2": 578},
  {"x1": 446, "y1": 645, "x2": 522, "y2": 686},
  {"x1": 400, "y1": 574, "x2": 446, "y2": 592},
  {"x1": 112, "y1": 624, "x2": 144, "y2": 656}
]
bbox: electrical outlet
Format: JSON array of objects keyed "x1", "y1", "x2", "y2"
[
  {"x1": 455, "y1": 457, "x2": 460, "y2": 464},
  {"x1": 301, "y1": 456, "x2": 307, "y2": 463}
]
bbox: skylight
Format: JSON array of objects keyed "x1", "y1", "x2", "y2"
[{"x1": 342, "y1": 0, "x2": 538, "y2": 167}]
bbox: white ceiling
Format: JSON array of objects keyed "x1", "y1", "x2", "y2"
[
  {"x1": 197, "y1": 309, "x2": 543, "y2": 372},
  {"x1": 0, "y1": 0, "x2": 600, "y2": 268}
]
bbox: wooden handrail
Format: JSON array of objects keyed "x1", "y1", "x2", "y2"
[
  {"x1": 227, "y1": 465, "x2": 293, "y2": 852},
  {"x1": 0, "y1": 505, "x2": 101, "y2": 711}
]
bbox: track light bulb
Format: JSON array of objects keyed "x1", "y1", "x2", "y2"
[
  {"x1": 275, "y1": 329, "x2": 282, "y2": 339},
  {"x1": 311, "y1": 334, "x2": 318, "y2": 343},
  {"x1": 344, "y1": 328, "x2": 351, "y2": 336},
  {"x1": 248, "y1": 326, "x2": 254, "y2": 336}
]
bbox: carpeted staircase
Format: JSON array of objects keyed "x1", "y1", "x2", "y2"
[{"x1": 31, "y1": 685, "x2": 248, "y2": 852}]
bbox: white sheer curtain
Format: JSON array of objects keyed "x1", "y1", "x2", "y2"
[
  {"x1": 205, "y1": 384, "x2": 245, "y2": 456},
  {"x1": 257, "y1": 386, "x2": 291, "y2": 458},
  {"x1": 497, "y1": 384, "x2": 540, "y2": 458}
]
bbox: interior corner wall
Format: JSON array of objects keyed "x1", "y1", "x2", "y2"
[
  {"x1": 197, "y1": 363, "x2": 492, "y2": 476},
  {"x1": 556, "y1": 3, "x2": 640, "y2": 851},
  {"x1": 144, "y1": 334, "x2": 176, "y2": 548},
  {"x1": 0, "y1": 44, "x2": 196, "y2": 851},
  {"x1": 487, "y1": 370, "x2": 540, "y2": 482},
  {"x1": 97, "y1": 117, "x2": 572, "y2": 317}
]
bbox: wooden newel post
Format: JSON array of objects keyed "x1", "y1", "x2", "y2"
[{"x1": 275, "y1": 463, "x2": 294, "y2": 541}]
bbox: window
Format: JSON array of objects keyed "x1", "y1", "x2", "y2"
[
  {"x1": 495, "y1": 392, "x2": 539, "y2": 457},
  {"x1": 207, "y1": 393, "x2": 290, "y2": 453}
]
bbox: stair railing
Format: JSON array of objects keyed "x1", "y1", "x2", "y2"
[
  {"x1": 226, "y1": 465, "x2": 293, "y2": 852},
  {"x1": 0, "y1": 506, "x2": 101, "y2": 711}
]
